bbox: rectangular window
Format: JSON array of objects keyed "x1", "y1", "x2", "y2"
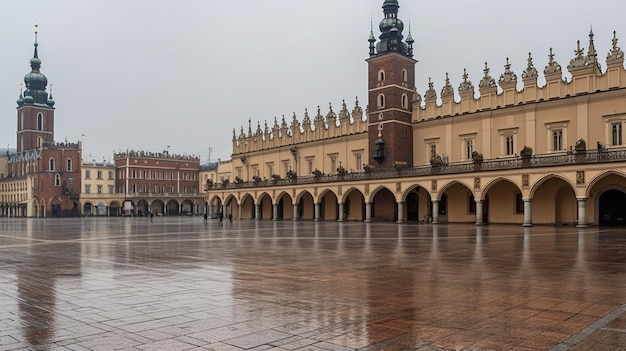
[
  {"x1": 505, "y1": 135, "x2": 514, "y2": 155},
  {"x1": 85, "y1": 170, "x2": 91, "y2": 179},
  {"x1": 353, "y1": 151, "x2": 363, "y2": 171},
  {"x1": 85, "y1": 184, "x2": 91, "y2": 194},
  {"x1": 108, "y1": 185, "x2": 114, "y2": 193},
  {"x1": 430, "y1": 144, "x2": 437, "y2": 159},
  {"x1": 97, "y1": 170, "x2": 103, "y2": 179},
  {"x1": 464, "y1": 139, "x2": 474, "y2": 160},
  {"x1": 266, "y1": 163, "x2": 274, "y2": 177},
  {"x1": 108, "y1": 171, "x2": 113, "y2": 179},
  {"x1": 612, "y1": 123, "x2": 622, "y2": 146},
  {"x1": 97, "y1": 185, "x2": 103, "y2": 194},
  {"x1": 552, "y1": 129, "x2": 563, "y2": 151}
]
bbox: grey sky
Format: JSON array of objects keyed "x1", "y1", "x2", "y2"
[{"x1": 2, "y1": 1, "x2": 625, "y2": 163}]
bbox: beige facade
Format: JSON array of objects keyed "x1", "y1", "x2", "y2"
[
  {"x1": 205, "y1": 4, "x2": 626, "y2": 227},
  {"x1": 80, "y1": 162, "x2": 119, "y2": 216}
]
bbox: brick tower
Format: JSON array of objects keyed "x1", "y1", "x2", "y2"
[{"x1": 367, "y1": 0, "x2": 416, "y2": 168}]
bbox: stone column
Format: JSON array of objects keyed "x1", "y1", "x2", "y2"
[
  {"x1": 272, "y1": 203, "x2": 279, "y2": 221},
  {"x1": 523, "y1": 198, "x2": 532, "y2": 227},
  {"x1": 338, "y1": 202, "x2": 344, "y2": 222},
  {"x1": 396, "y1": 201, "x2": 405, "y2": 223},
  {"x1": 255, "y1": 204, "x2": 261, "y2": 220},
  {"x1": 432, "y1": 200, "x2": 440, "y2": 224},
  {"x1": 292, "y1": 204, "x2": 299, "y2": 221},
  {"x1": 314, "y1": 202, "x2": 321, "y2": 222},
  {"x1": 365, "y1": 202, "x2": 372, "y2": 222},
  {"x1": 577, "y1": 197, "x2": 588, "y2": 228},
  {"x1": 475, "y1": 200, "x2": 483, "y2": 226},
  {"x1": 238, "y1": 204, "x2": 243, "y2": 220}
]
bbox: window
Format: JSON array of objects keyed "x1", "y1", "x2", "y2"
[
  {"x1": 97, "y1": 185, "x2": 103, "y2": 194},
  {"x1": 67, "y1": 159, "x2": 73, "y2": 171},
  {"x1": 108, "y1": 185, "x2": 114, "y2": 193},
  {"x1": 505, "y1": 135, "x2": 515, "y2": 155},
  {"x1": 37, "y1": 113, "x2": 43, "y2": 131},
  {"x1": 378, "y1": 70, "x2": 385, "y2": 81},
  {"x1": 54, "y1": 173, "x2": 60, "y2": 187},
  {"x1": 85, "y1": 184, "x2": 91, "y2": 194},
  {"x1": 401, "y1": 69, "x2": 408, "y2": 82},
  {"x1": 108, "y1": 171, "x2": 114, "y2": 179},
  {"x1": 612, "y1": 122, "x2": 622, "y2": 146},
  {"x1": 266, "y1": 163, "x2": 274, "y2": 177},
  {"x1": 401, "y1": 94, "x2": 408, "y2": 109},
  {"x1": 552, "y1": 129, "x2": 563, "y2": 151},
  {"x1": 545, "y1": 121, "x2": 568, "y2": 152},
  {"x1": 85, "y1": 170, "x2": 91, "y2": 179},
  {"x1": 354, "y1": 152, "x2": 362, "y2": 170},
  {"x1": 378, "y1": 94, "x2": 385, "y2": 108},
  {"x1": 329, "y1": 155, "x2": 337, "y2": 172},
  {"x1": 426, "y1": 139, "x2": 439, "y2": 161},
  {"x1": 466, "y1": 139, "x2": 474, "y2": 160},
  {"x1": 460, "y1": 135, "x2": 475, "y2": 160},
  {"x1": 37, "y1": 137, "x2": 42, "y2": 148},
  {"x1": 49, "y1": 158, "x2": 55, "y2": 171}
]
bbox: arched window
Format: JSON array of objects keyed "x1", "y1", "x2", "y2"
[
  {"x1": 37, "y1": 113, "x2": 44, "y2": 131},
  {"x1": 401, "y1": 69, "x2": 408, "y2": 82},
  {"x1": 378, "y1": 70, "x2": 385, "y2": 81},
  {"x1": 49, "y1": 158, "x2": 55, "y2": 171},
  {"x1": 37, "y1": 137, "x2": 43, "y2": 148},
  {"x1": 54, "y1": 173, "x2": 61, "y2": 186},
  {"x1": 401, "y1": 94, "x2": 408, "y2": 109},
  {"x1": 66, "y1": 158, "x2": 73, "y2": 171},
  {"x1": 378, "y1": 94, "x2": 385, "y2": 108}
]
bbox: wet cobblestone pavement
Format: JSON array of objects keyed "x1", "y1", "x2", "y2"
[{"x1": 0, "y1": 218, "x2": 625, "y2": 350}]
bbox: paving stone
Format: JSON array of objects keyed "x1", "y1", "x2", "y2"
[{"x1": 0, "y1": 218, "x2": 626, "y2": 349}]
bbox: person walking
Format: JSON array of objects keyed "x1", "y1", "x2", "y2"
[
  {"x1": 204, "y1": 213, "x2": 208, "y2": 224},
  {"x1": 228, "y1": 213, "x2": 232, "y2": 223},
  {"x1": 218, "y1": 213, "x2": 223, "y2": 227}
]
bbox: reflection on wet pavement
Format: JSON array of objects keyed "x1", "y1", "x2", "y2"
[{"x1": 0, "y1": 218, "x2": 625, "y2": 350}]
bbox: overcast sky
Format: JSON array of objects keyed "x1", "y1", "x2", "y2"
[{"x1": 2, "y1": 1, "x2": 625, "y2": 163}]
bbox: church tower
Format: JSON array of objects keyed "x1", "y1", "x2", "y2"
[
  {"x1": 367, "y1": 0, "x2": 416, "y2": 168},
  {"x1": 16, "y1": 23, "x2": 56, "y2": 153}
]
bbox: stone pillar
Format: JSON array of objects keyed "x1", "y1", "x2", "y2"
[
  {"x1": 396, "y1": 201, "x2": 405, "y2": 223},
  {"x1": 314, "y1": 202, "x2": 321, "y2": 222},
  {"x1": 255, "y1": 204, "x2": 261, "y2": 220},
  {"x1": 577, "y1": 197, "x2": 587, "y2": 228},
  {"x1": 292, "y1": 204, "x2": 299, "y2": 221},
  {"x1": 338, "y1": 202, "x2": 344, "y2": 222},
  {"x1": 365, "y1": 202, "x2": 372, "y2": 222},
  {"x1": 272, "y1": 203, "x2": 279, "y2": 221},
  {"x1": 432, "y1": 200, "x2": 440, "y2": 224},
  {"x1": 523, "y1": 198, "x2": 532, "y2": 227},
  {"x1": 475, "y1": 200, "x2": 483, "y2": 226},
  {"x1": 238, "y1": 204, "x2": 243, "y2": 220}
]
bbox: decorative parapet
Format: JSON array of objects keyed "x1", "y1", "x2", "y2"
[
  {"x1": 42, "y1": 141, "x2": 79, "y2": 149},
  {"x1": 232, "y1": 97, "x2": 367, "y2": 155},
  {"x1": 113, "y1": 150, "x2": 200, "y2": 162},
  {"x1": 414, "y1": 30, "x2": 626, "y2": 122}
]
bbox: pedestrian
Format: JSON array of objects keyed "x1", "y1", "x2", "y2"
[
  {"x1": 228, "y1": 213, "x2": 232, "y2": 223},
  {"x1": 218, "y1": 213, "x2": 223, "y2": 227},
  {"x1": 150, "y1": 212, "x2": 154, "y2": 222},
  {"x1": 204, "y1": 213, "x2": 208, "y2": 224}
]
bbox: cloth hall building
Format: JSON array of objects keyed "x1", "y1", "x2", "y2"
[{"x1": 205, "y1": 0, "x2": 626, "y2": 227}]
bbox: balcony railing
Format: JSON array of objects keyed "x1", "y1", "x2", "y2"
[{"x1": 205, "y1": 148, "x2": 626, "y2": 191}]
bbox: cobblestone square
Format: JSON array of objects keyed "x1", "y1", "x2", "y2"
[{"x1": 0, "y1": 218, "x2": 625, "y2": 350}]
